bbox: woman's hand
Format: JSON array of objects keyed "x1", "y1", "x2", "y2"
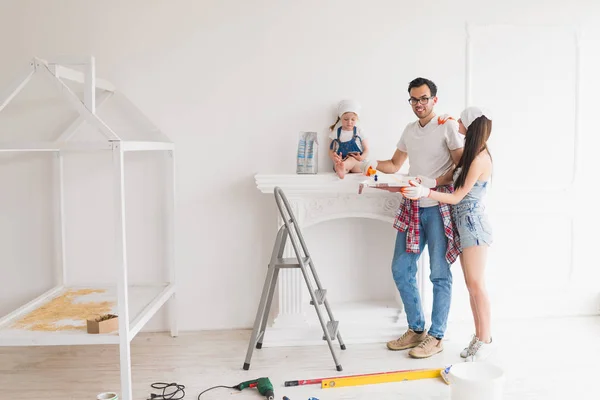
[
  {"x1": 400, "y1": 180, "x2": 431, "y2": 199},
  {"x1": 416, "y1": 175, "x2": 437, "y2": 188}
]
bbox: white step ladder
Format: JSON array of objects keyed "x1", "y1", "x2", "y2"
[{"x1": 243, "y1": 186, "x2": 346, "y2": 371}]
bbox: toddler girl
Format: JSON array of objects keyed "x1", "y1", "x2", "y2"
[{"x1": 328, "y1": 99, "x2": 370, "y2": 179}]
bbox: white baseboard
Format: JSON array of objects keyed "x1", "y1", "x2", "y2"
[{"x1": 258, "y1": 289, "x2": 600, "y2": 348}]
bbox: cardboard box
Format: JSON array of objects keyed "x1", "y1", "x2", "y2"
[{"x1": 87, "y1": 314, "x2": 119, "y2": 334}]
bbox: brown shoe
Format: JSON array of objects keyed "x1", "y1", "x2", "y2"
[
  {"x1": 386, "y1": 329, "x2": 427, "y2": 351},
  {"x1": 408, "y1": 334, "x2": 444, "y2": 358}
]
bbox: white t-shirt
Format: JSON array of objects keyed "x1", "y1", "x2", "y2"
[
  {"x1": 397, "y1": 114, "x2": 464, "y2": 208},
  {"x1": 329, "y1": 126, "x2": 367, "y2": 152}
]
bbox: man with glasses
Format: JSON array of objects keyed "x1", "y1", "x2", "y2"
[{"x1": 372, "y1": 77, "x2": 463, "y2": 358}]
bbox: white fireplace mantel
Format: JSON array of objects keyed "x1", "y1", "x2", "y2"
[
  {"x1": 255, "y1": 172, "x2": 410, "y2": 347},
  {"x1": 256, "y1": 172, "x2": 404, "y2": 228}
]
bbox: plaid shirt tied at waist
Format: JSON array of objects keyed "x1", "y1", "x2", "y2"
[{"x1": 393, "y1": 185, "x2": 461, "y2": 264}]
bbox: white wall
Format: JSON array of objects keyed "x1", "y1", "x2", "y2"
[{"x1": 0, "y1": 0, "x2": 599, "y2": 332}]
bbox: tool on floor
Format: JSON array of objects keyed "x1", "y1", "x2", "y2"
[
  {"x1": 148, "y1": 382, "x2": 185, "y2": 400},
  {"x1": 320, "y1": 367, "x2": 443, "y2": 388},
  {"x1": 284, "y1": 369, "x2": 413, "y2": 387},
  {"x1": 197, "y1": 377, "x2": 274, "y2": 400},
  {"x1": 285, "y1": 367, "x2": 443, "y2": 388},
  {"x1": 235, "y1": 377, "x2": 275, "y2": 400},
  {"x1": 243, "y1": 186, "x2": 346, "y2": 371}
]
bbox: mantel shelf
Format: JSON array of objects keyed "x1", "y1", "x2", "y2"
[{"x1": 255, "y1": 172, "x2": 406, "y2": 195}]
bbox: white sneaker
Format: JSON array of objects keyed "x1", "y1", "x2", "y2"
[
  {"x1": 460, "y1": 335, "x2": 477, "y2": 358},
  {"x1": 464, "y1": 337, "x2": 497, "y2": 362}
]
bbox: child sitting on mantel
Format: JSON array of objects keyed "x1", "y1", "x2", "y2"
[{"x1": 328, "y1": 99, "x2": 370, "y2": 179}]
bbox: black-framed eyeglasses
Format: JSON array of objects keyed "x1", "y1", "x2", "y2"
[{"x1": 408, "y1": 97, "x2": 433, "y2": 105}]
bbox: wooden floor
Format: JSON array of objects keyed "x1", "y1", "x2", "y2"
[{"x1": 1, "y1": 315, "x2": 599, "y2": 400}]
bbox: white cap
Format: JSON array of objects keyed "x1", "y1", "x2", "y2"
[
  {"x1": 338, "y1": 99, "x2": 361, "y2": 118},
  {"x1": 460, "y1": 106, "x2": 492, "y2": 130}
]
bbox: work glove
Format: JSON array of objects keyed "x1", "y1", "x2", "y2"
[
  {"x1": 416, "y1": 175, "x2": 437, "y2": 188},
  {"x1": 400, "y1": 180, "x2": 431, "y2": 200},
  {"x1": 359, "y1": 160, "x2": 378, "y2": 176}
]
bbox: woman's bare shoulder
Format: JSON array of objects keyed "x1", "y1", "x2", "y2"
[
  {"x1": 475, "y1": 150, "x2": 492, "y2": 164},
  {"x1": 473, "y1": 150, "x2": 493, "y2": 177}
]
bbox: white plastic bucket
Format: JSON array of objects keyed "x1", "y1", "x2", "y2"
[
  {"x1": 447, "y1": 362, "x2": 505, "y2": 400},
  {"x1": 97, "y1": 392, "x2": 118, "y2": 400}
]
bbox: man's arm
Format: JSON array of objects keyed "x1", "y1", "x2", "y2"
[
  {"x1": 444, "y1": 117, "x2": 464, "y2": 166},
  {"x1": 433, "y1": 166, "x2": 455, "y2": 186},
  {"x1": 376, "y1": 149, "x2": 407, "y2": 173},
  {"x1": 450, "y1": 147, "x2": 463, "y2": 165},
  {"x1": 429, "y1": 148, "x2": 461, "y2": 185}
]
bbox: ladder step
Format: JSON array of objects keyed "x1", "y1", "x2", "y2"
[
  {"x1": 274, "y1": 257, "x2": 310, "y2": 268},
  {"x1": 322, "y1": 321, "x2": 339, "y2": 341},
  {"x1": 309, "y1": 289, "x2": 327, "y2": 305}
]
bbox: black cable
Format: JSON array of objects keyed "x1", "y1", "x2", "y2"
[
  {"x1": 148, "y1": 381, "x2": 238, "y2": 399},
  {"x1": 149, "y1": 382, "x2": 186, "y2": 400},
  {"x1": 197, "y1": 385, "x2": 237, "y2": 399}
]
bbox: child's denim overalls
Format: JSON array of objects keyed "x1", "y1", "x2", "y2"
[{"x1": 330, "y1": 126, "x2": 363, "y2": 159}]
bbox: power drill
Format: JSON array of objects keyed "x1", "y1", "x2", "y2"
[{"x1": 234, "y1": 377, "x2": 274, "y2": 400}]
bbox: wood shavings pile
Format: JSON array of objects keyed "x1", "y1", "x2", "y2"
[{"x1": 12, "y1": 289, "x2": 115, "y2": 332}]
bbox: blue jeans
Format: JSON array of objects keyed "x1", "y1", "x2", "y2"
[{"x1": 391, "y1": 206, "x2": 453, "y2": 338}]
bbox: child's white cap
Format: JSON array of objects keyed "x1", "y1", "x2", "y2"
[
  {"x1": 338, "y1": 99, "x2": 361, "y2": 118},
  {"x1": 460, "y1": 106, "x2": 492, "y2": 130}
]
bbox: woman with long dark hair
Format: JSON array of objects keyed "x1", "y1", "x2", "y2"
[{"x1": 401, "y1": 106, "x2": 495, "y2": 362}]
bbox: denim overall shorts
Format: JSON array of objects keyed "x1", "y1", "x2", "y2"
[{"x1": 452, "y1": 180, "x2": 493, "y2": 249}]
